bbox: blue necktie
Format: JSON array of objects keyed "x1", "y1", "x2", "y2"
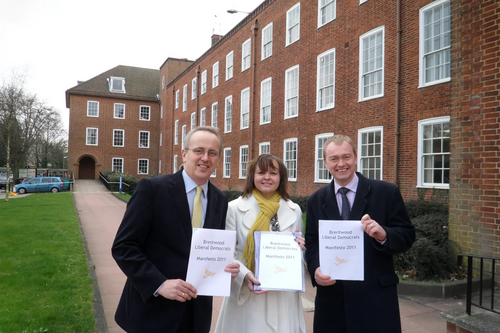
[{"x1": 338, "y1": 187, "x2": 350, "y2": 220}]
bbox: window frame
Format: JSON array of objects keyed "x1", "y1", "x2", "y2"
[
  {"x1": 357, "y1": 126, "x2": 384, "y2": 181},
  {"x1": 283, "y1": 138, "x2": 298, "y2": 181},
  {"x1": 286, "y1": 3, "x2": 301, "y2": 46},
  {"x1": 315, "y1": 133, "x2": 334, "y2": 183},
  {"x1": 259, "y1": 142, "x2": 270, "y2": 155},
  {"x1": 240, "y1": 87, "x2": 250, "y2": 129},
  {"x1": 191, "y1": 112, "x2": 196, "y2": 130},
  {"x1": 211, "y1": 102, "x2": 218, "y2": 128},
  {"x1": 174, "y1": 120, "x2": 179, "y2": 145},
  {"x1": 261, "y1": 22, "x2": 273, "y2": 60},
  {"x1": 87, "y1": 101, "x2": 99, "y2": 117},
  {"x1": 175, "y1": 90, "x2": 180, "y2": 109},
  {"x1": 138, "y1": 131, "x2": 150, "y2": 149},
  {"x1": 213, "y1": 62, "x2": 219, "y2": 88},
  {"x1": 285, "y1": 65, "x2": 300, "y2": 119},
  {"x1": 223, "y1": 148, "x2": 232, "y2": 178},
  {"x1": 359, "y1": 26, "x2": 385, "y2": 102},
  {"x1": 316, "y1": 48, "x2": 336, "y2": 111},
  {"x1": 260, "y1": 77, "x2": 272, "y2": 124},
  {"x1": 200, "y1": 107, "x2": 206, "y2": 126},
  {"x1": 226, "y1": 51, "x2": 234, "y2": 81},
  {"x1": 183, "y1": 84, "x2": 187, "y2": 111},
  {"x1": 139, "y1": 105, "x2": 151, "y2": 121},
  {"x1": 113, "y1": 129, "x2": 125, "y2": 147},
  {"x1": 86, "y1": 127, "x2": 98, "y2": 146},
  {"x1": 224, "y1": 95, "x2": 232, "y2": 133},
  {"x1": 239, "y1": 145, "x2": 249, "y2": 179},
  {"x1": 173, "y1": 155, "x2": 178, "y2": 173},
  {"x1": 112, "y1": 158, "x2": 124, "y2": 173},
  {"x1": 181, "y1": 125, "x2": 186, "y2": 149},
  {"x1": 201, "y1": 70, "x2": 207, "y2": 94},
  {"x1": 318, "y1": 0, "x2": 336, "y2": 28},
  {"x1": 417, "y1": 116, "x2": 451, "y2": 189},
  {"x1": 138, "y1": 159, "x2": 149, "y2": 175},
  {"x1": 418, "y1": 0, "x2": 451, "y2": 88},
  {"x1": 109, "y1": 76, "x2": 126, "y2": 93},
  {"x1": 113, "y1": 103, "x2": 125, "y2": 119},
  {"x1": 241, "y1": 38, "x2": 251, "y2": 72},
  {"x1": 191, "y1": 77, "x2": 197, "y2": 100}
]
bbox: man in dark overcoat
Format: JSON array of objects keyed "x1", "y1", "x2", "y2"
[
  {"x1": 305, "y1": 134, "x2": 415, "y2": 333},
  {"x1": 112, "y1": 127, "x2": 239, "y2": 333}
]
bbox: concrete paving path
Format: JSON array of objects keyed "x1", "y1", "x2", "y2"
[{"x1": 73, "y1": 179, "x2": 465, "y2": 333}]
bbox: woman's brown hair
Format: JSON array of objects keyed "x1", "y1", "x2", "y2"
[{"x1": 242, "y1": 154, "x2": 290, "y2": 200}]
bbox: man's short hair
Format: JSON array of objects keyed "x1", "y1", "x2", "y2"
[
  {"x1": 183, "y1": 126, "x2": 223, "y2": 155},
  {"x1": 323, "y1": 134, "x2": 357, "y2": 159}
]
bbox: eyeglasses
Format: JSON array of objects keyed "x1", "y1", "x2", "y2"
[
  {"x1": 186, "y1": 147, "x2": 219, "y2": 158},
  {"x1": 270, "y1": 213, "x2": 280, "y2": 232}
]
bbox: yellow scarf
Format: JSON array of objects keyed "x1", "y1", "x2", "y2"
[{"x1": 241, "y1": 189, "x2": 281, "y2": 273}]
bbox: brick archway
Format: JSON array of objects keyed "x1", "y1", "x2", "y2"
[{"x1": 79, "y1": 156, "x2": 96, "y2": 179}]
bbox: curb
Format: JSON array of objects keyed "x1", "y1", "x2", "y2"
[
  {"x1": 398, "y1": 277, "x2": 490, "y2": 299},
  {"x1": 73, "y1": 193, "x2": 109, "y2": 333}
]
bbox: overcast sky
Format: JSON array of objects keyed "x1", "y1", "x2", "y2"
[{"x1": 0, "y1": 0, "x2": 264, "y2": 130}]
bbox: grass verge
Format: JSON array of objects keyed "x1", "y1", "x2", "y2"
[
  {"x1": 115, "y1": 193, "x2": 131, "y2": 202},
  {"x1": 0, "y1": 193, "x2": 95, "y2": 333}
]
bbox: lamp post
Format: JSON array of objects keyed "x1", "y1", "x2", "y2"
[{"x1": 227, "y1": 9, "x2": 250, "y2": 14}]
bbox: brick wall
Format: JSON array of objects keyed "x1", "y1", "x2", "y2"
[
  {"x1": 448, "y1": 0, "x2": 500, "y2": 259},
  {"x1": 68, "y1": 94, "x2": 160, "y2": 179},
  {"x1": 161, "y1": 0, "x2": 452, "y2": 199}
]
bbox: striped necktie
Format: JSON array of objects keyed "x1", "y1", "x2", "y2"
[{"x1": 338, "y1": 187, "x2": 350, "y2": 220}]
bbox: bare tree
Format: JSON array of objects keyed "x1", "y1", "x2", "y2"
[{"x1": 0, "y1": 73, "x2": 61, "y2": 201}]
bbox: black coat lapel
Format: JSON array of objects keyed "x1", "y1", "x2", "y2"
[
  {"x1": 321, "y1": 181, "x2": 342, "y2": 220},
  {"x1": 168, "y1": 170, "x2": 193, "y2": 238},
  {"x1": 204, "y1": 183, "x2": 219, "y2": 229}
]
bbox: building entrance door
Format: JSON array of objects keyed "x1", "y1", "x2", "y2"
[{"x1": 79, "y1": 157, "x2": 96, "y2": 179}]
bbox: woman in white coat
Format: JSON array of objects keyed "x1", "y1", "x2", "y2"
[{"x1": 215, "y1": 154, "x2": 307, "y2": 333}]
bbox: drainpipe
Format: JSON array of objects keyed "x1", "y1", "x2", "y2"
[
  {"x1": 250, "y1": 20, "x2": 259, "y2": 159},
  {"x1": 196, "y1": 66, "x2": 201, "y2": 125},
  {"x1": 171, "y1": 86, "x2": 176, "y2": 173},
  {"x1": 394, "y1": 0, "x2": 402, "y2": 185}
]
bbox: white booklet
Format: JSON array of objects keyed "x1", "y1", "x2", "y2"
[
  {"x1": 186, "y1": 228, "x2": 236, "y2": 296},
  {"x1": 318, "y1": 220, "x2": 364, "y2": 281},
  {"x1": 254, "y1": 231, "x2": 304, "y2": 292}
]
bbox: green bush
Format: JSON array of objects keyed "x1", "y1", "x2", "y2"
[
  {"x1": 223, "y1": 190, "x2": 242, "y2": 202},
  {"x1": 103, "y1": 172, "x2": 139, "y2": 195},
  {"x1": 394, "y1": 201, "x2": 459, "y2": 281},
  {"x1": 290, "y1": 195, "x2": 308, "y2": 212}
]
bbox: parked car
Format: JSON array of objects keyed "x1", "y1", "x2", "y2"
[
  {"x1": 0, "y1": 174, "x2": 13, "y2": 191},
  {"x1": 14, "y1": 177, "x2": 65, "y2": 194}
]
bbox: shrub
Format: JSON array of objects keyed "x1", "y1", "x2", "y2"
[
  {"x1": 103, "y1": 172, "x2": 139, "y2": 195},
  {"x1": 394, "y1": 201, "x2": 459, "y2": 281},
  {"x1": 223, "y1": 190, "x2": 243, "y2": 202},
  {"x1": 290, "y1": 195, "x2": 308, "y2": 212}
]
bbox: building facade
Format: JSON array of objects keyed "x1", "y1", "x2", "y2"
[
  {"x1": 161, "y1": 0, "x2": 452, "y2": 200},
  {"x1": 158, "y1": 0, "x2": 499, "y2": 261},
  {"x1": 66, "y1": 65, "x2": 161, "y2": 179}
]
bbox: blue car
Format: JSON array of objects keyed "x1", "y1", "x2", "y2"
[{"x1": 14, "y1": 177, "x2": 66, "y2": 194}]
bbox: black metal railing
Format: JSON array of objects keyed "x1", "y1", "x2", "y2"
[
  {"x1": 458, "y1": 254, "x2": 499, "y2": 315},
  {"x1": 99, "y1": 172, "x2": 130, "y2": 194}
]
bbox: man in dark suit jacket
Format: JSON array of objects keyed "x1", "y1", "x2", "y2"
[
  {"x1": 305, "y1": 134, "x2": 415, "y2": 333},
  {"x1": 112, "y1": 127, "x2": 239, "y2": 333}
]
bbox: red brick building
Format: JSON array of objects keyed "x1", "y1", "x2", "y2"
[
  {"x1": 66, "y1": 65, "x2": 161, "y2": 179},
  {"x1": 67, "y1": 0, "x2": 499, "y2": 260},
  {"x1": 161, "y1": 0, "x2": 453, "y2": 200},
  {"x1": 158, "y1": 0, "x2": 499, "y2": 260}
]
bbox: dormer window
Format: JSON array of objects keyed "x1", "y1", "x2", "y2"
[{"x1": 109, "y1": 76, "x2": 126, "y2": 93}]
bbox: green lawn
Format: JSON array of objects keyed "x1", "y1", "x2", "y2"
[
  {"x1": 0, "y1": 193, "x2": 95, "y2": 333},
  {"x1": 115, "y1": 193, "x2": 131, "y2": 201}
]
